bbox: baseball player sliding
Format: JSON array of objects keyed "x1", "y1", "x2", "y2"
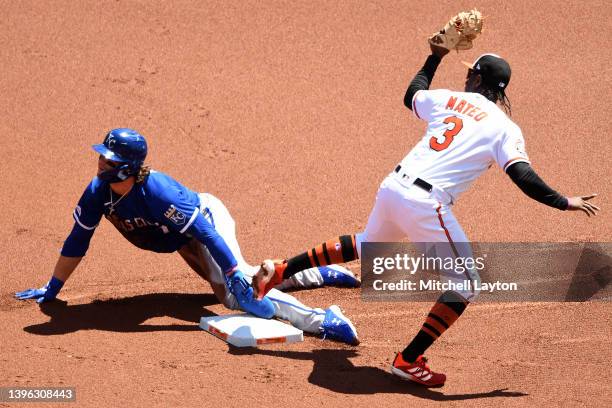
[
  {"x1": 15, "y1": 129, "x2": 360, "y2": 345},
  {"x1": 253, "y1": 26, "x2": 600, "y2": 386}
]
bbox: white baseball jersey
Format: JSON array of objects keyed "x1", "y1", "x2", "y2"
[
  {"x1": 356, "y1": 89, "x2": 529, "y2": 301},
  {"x1": 401, "y1": 89, "x2": 530, "y2": 200}
]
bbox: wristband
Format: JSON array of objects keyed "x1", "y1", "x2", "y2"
[
  {"x1": 45, "y1": 276, "x2": 65, "y2": 299},
  {"x1": 225, "y1": 265, "x2": 239, "y2": 276}
]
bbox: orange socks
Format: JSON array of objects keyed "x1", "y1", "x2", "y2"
[
  {"x1": 402, "y1": 291, "x2": 468, "y2": 362},
  {"x1": 282, "y1": 235, "x2": 358, "y2": 279}
]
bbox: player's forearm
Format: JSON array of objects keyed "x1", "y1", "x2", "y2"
[
  {"x1": 506, "y1": 162, "x2": 568, "y2": 210},
  {"x1": 188, "y1": 217, "x2": 238, "y2": 274},
  {"x1": 404, "y1": 54, "x2": 442, "y2": 109},
  {"x1": 32, "y1": 255, "x2": 82, "y2": 301},
  {"x1": 52, "y1": 255, "x2": 83, "y2": 283}
]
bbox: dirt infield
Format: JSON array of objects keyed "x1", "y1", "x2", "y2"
[{"x1": 1, "y1": 1, "x2": 610, "y2": 407}]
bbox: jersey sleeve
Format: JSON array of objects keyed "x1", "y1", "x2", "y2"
[
  {"x1": 495, "y1": 123, "x2": 531, "y2": 172},
  {"x1": 411, "y1": 89, "x2": 451, "y2": 122},
  {"x1": 186, "y1": 213, "x2": 238, "y2": 273},
  {"x1": 145, "y1": 177, "x2": 238, "y2": 273},
  {"x1": 61, "y1": 178, "x2": 105, "y2": 257}
]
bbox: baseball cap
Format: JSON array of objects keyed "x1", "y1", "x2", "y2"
[{"x1": 461, "y1": 53, "x2": 511, "y2": 90}]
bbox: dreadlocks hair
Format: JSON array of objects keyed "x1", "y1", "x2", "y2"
[
  {"x1": 135, "y1": 164, "x2": 151, "y2": 184},
  {"x1": 480, "y1": 87, "x2": 512, "y2": 116},
  {"x1": 499, "y1": 91, "x2": 512, "y2": 116}
]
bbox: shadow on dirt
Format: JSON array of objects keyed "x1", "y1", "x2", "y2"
[
  {"x1": 23, "y1": 293, "x2": 219, "y2": 335},
  {"x1": 228, "y1": 347, "x2": 528, "y2": 400}
]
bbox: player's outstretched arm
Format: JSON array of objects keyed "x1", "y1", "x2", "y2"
[
  {"x1": 403, "y1": 43, "x2": 448, "y2": 110},
  {"x1": 185, "y1": 213, "x2": 274, "y2": 318},
  {"x1": 506, "y1": 162, "x2": 600, "y2": 216},
  {"x1": 15, "y1": 255, "x2": 82, "y2": 303},
  {"x1": 16, "y1": 216, "x2": 96, "y2": 303},
  {"x1": 51, "y1": 255, "x2": 83, "y2": 282}
]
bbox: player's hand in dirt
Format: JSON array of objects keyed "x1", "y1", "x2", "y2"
[
  {"x1": 15, "y1": 276, "x2": 64, "y2": 304},
  {"x1": 15, "y1": 285, "x2": 54, "y2": 304},
  {"x1": 566, "y1": 194, "x2": 600, "y2": 217}
]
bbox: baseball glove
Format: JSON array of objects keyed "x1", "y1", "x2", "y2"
[{"x1": 428, "y1": 9, "x2": 484, "y2": 51}]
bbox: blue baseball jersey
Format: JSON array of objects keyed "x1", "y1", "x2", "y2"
[{"x1": 61, "y1": 170, "x2": 237, "y2": 273}]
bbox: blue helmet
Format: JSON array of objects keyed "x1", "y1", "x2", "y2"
[{"x1": 93, "y1": 128, "x2": 148, "y2": 183}]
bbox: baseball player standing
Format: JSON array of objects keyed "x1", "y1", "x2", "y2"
[
  {"x1": 15, "y1": 128, "x2": 360, "y2": 345},
  {"x1": 252, "y1": 42, "x2": 600, "y2": 386}
]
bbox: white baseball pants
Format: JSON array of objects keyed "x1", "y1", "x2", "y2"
[
  {"x1": 193, "y1": 193, "x2": 326, "y2": 333},
  {"x1": 355, "y1": 173, "x2": 480, "y2": 301}
]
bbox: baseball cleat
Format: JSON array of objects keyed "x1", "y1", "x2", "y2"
[
  {"x1": 320, "y1": 305, "x2": 359, "y2": 345},
  {"x1": 391, "y1": 353, "x2": 446, "y2": 387},
  {"x1": 254, "y1": 259, "x2": 286, "y2": 300},
  {"x1": 317, "y1": 265, "x2": 361, "y2": 288}
]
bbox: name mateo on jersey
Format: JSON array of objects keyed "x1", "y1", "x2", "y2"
[{"x1": 445, "y1": 96, "x2": 488, "y2": 121}]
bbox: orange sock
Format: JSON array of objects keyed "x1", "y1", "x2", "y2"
[
  {"x1": 402, "y1": 291, "x2": 468, "y2": 362},
  {"x1": 283, "y1": 235, "x2": 358, "y2": 279}
]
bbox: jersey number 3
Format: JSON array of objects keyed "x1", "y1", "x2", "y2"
[{"x1": 430, "y1": 116, "x2": 463, "y2": 151}]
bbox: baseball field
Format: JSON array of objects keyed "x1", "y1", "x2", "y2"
[{"x1": 1, "y1": 1, "x2": 610, "y2": 407}]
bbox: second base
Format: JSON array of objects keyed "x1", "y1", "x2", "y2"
[{"x1": 200, "y1": 314, "x2": 304, "y2": 347}]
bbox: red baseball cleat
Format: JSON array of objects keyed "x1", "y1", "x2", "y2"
[
  {"x1": 253, "y1": 259, "x2": 286, "y2": 299},
  {"x1": 391, "y1": 353, "x2": 446, "y2": 387}
]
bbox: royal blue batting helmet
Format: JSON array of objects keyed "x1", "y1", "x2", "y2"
[{"x1": 93, "y1": 128, "x2": 148, "y2": 182}]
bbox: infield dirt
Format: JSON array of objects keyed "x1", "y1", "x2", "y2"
[{"x1": 1, "y1": 1, "x2": 610, "y2": 407}]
